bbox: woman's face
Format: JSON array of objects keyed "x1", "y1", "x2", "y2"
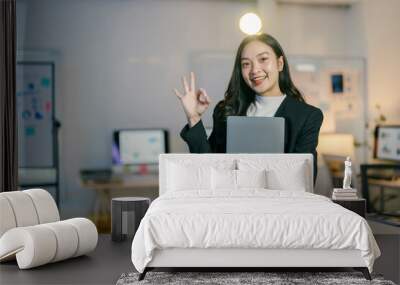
[{"x1": 240, "y1": 40, "x2": 283, "y2": 96}]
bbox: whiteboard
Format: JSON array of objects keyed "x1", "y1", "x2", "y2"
[{"x1": 16, "y1": 62, "x2": 55, "y2": 168}]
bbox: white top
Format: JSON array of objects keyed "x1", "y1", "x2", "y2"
[{"x1": 246, "y1": 94, "x2": 286, "y2": 117}]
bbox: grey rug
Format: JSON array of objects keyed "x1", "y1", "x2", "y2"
[{"x1": 116, "y1": 271, "x2": 396, "y2": 285}]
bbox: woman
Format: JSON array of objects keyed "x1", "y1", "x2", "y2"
[{"x1": 174, "y1": 33, "x2": 323, "y2": 182}]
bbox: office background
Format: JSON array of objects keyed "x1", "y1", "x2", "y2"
[{"x1": 15, "y1": 0, "x2": 400, "y2": 218}]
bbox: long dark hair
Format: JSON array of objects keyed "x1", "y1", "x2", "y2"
[{"x1": 218, "y1": 33, "x2": 304, "y2": 119}]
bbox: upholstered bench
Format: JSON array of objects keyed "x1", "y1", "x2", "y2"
[{"x1": 0, "y1": 189, "x2": 98, "y2": 269}]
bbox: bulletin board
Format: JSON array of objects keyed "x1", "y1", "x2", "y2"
[
  {"x1": 16, "y1": 62, "x2": 56, "y2": 168},
  {"x1": 288, "y1": 55, "x2": 368, "y2": 163}
]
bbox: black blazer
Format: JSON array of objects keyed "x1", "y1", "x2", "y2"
[{"x1": 180, "y1": 96, "x2": 324, "y2": 183}]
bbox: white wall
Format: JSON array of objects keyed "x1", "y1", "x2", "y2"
[
  {"x1": 349, "y1": 0, "x2": 400, "y2": 125},
  {"x1": 260, "y1": 1, "x2": 352, "y2": 56},
  {"x1": 18, "y1": 0, "x2": 258, "y2": 217},
  {"x1": 17, "y1": 0, "x2": 399, "y2": 217}
]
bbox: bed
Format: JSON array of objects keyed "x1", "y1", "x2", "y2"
[{"x1": 131, "y1": 154, "x2": 380, "y2": 281}]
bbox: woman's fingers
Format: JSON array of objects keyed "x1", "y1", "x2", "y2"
[
  {"x1": 198, "y1": 88, "x2": 211, "y2": 104},
  {"x1": 181, "y1": 72, "x2": 196, "y2": 94},
  {"x1": 182, "y1": 76, "x2": 190, "y2": 93},
  {"x1": 178, "y1": 73, "x2": 204, "y2": 102},
  {"x1": 174, "y1": 88, "x2": 183, "y2": 99},
  {"x1": 201, "y1": 88, "x2": 210, "y2": 102},
  {"x1": 190, "y1": 72, "x2": 195, "y2": 92}
]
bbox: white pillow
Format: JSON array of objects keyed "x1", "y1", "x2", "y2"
[
  {"x1": 211, "y1": 168, "x2": 236, "y2": 190},
  {"x1": 167, "y1": 162, "x2": 211, "y2": 191},
  {"x1": 166, "y1": 159, "x2": 236, "y2": 191},
  {"x1": 211, "y1": 168, "x2": 268, "y2": 190},
  {"x1": 237, "y1": 169, "x2": 267, "y2": 188},
  {"x1": 238, "y1": 159, "x2": 309, "y2": 191},
  {"x1": 267, "y1": 166, "x2": 307, "y2": 191}
]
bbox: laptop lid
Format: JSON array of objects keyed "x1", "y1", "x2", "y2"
[{"x1": 226, "y1": 116, "x2": 285, "y2": 153}]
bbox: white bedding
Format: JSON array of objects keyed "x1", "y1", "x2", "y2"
[{"x1": 131, "y1": 190, "x2": 380, "y2": 273}]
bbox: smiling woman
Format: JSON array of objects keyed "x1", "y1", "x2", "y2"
[{"x1": 174, "y1": 33, "x2": 323, "y2": 183}]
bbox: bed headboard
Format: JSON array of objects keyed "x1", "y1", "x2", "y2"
[{"x1": 159, "y1": 154, "x2": 314, "y2": 195}]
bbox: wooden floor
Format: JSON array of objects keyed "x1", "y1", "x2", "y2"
[{"x1": 0, "y1": 235, "x2": 133, "y2": 285}]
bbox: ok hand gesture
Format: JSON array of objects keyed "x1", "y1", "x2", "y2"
[{"x1": 174, "y1": 72, "x2": 211, "y2": 127}]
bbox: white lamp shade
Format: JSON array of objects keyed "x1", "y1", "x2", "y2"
[{"x1": 318, "y1": 133, "x2": 355, "y2": 159}]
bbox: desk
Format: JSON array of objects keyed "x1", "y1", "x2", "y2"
[
  {"x1": 368, "y1": 178, "x2": 400, "y2": 190},
  {"x1": 361, "y1": 164, "x2": 400, "y2": 214},
  {"x1": 81, "y1": 174, "x2": 158, "y2": 233},
  {"x1": 367, "y1": 178, "x2": 400, "y2": 218}
]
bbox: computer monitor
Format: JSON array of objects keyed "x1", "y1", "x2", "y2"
[
  {"x1": 374, "y1": 125, "x2": 400, "y2": 162},
  {"x1": 112, "y1": 129, "x2": 169, "y2": 165}
]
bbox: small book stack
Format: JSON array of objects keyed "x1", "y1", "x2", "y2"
[{"x1": 332, "y1": 188, "x2": 358, "y2": 200}]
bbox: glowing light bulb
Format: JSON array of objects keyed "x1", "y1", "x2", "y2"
[{"x1": 239, "y1": 13, "x2": 262, "y2": 35}]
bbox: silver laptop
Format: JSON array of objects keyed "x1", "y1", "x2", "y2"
[{"x1": 226, "y1": 116, "x2": 285, "y2": 153}]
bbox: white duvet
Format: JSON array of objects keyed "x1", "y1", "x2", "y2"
[{"x1": 131, "y1": 190, "x2": 380, "y2": 273}]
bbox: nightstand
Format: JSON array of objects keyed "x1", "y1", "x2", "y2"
[
  {"x1": 332, "y1": 198, "x2": 366, "y2": 218},
  {"x1": 111, "y1": 197, "x2": 150, "y2": 242}
]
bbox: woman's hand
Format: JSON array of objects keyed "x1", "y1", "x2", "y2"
[{"x1": 174, "y1": 72, "x2": 211, "y2": 127}]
